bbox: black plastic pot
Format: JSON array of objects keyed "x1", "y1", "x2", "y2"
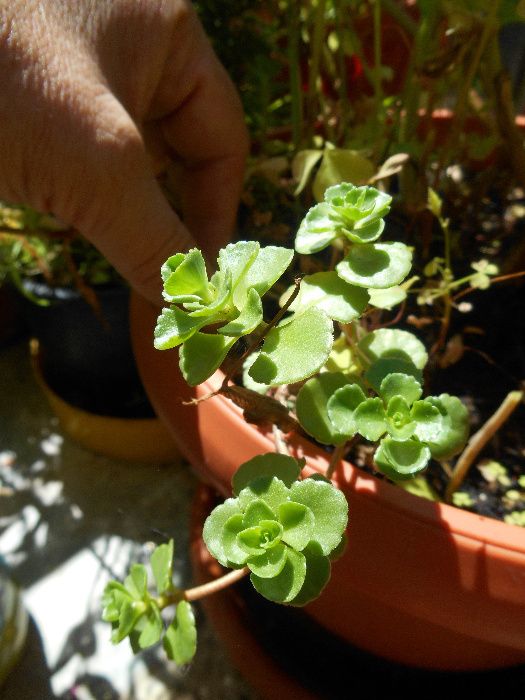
[{"x1": 20, "y1": 279, "x2": 154, "y2": 418}]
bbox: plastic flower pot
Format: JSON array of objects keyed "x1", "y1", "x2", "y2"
[
  {"x1": 131, "y1": 292, "x2": 525, "y2": 672},
  {"x1": 31, "y1": 339, "x2": 180, "y2": 464}
]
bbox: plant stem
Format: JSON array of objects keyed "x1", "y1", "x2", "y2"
[
  {"x1": 288, "y1": 3, "x2": 303, "y2": 150},
  {"x1": 184, "y1": 567, "x2": 250, "y2": 602},
  {"x1": 158, "y1": 567, "x2": 250, "y2": 609},
  {"x1": 372, "y1": 0, "x2": 384, "y2": 132},
  {"x1": 326, "y1": 441, "x2": 348, "y2": 479},
  {"x1": 452, "y1": 270, "x2": 525, "y2": 302},
  {"x1": 445, "y1": 390, "x2": 524, "y2": 503}
]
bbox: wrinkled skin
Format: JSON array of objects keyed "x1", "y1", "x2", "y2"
[{"x1": 0, "y1": 0, "x2": 249, "y2": 303}]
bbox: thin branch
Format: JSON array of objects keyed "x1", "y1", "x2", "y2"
[
  {"x1": 445, "y1": 390, "x2": 523, "y2": 503},
  {"x1": 184, "y1": 567, "x2": 249, "y2": 602}
]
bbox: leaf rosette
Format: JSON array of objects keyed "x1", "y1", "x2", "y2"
[
  {"x1": 295, "y1": 183, "x2": 392, "y2": 253},
  {"x1": 203, "y1": 454, "x2": 348, "y2": 605},
  {"x1": 154, "y1": 242, "x2": 293, "y2": 385}
]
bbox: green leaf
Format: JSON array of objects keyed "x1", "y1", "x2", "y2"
[
  {"x1": 154, "y1": 307, "x2": 210, "y2": 350},
  {"x1": 113, "y1": 600, "x2": 143, "y2": 644},
  {"x1": 358, "y1": 328, "x2": 428, "y2": 370},
  {"x1": 312, "y1": 150, "x2": 375, "y2": 202},
  {"x1": 125, "y1": 564, "x2": 148, "y2": 600},
  {"x1": 223, "y1": 514, "x2": 250, "y2": 565},
  {"x1": 398, "y1": 476, "x2": 440, "y2": 502},
  {"x1": 288, "y1": 271, "x2": 369, "y2": 323},
  {"x1": 423, "y1": 394, "x2": 470, "y2": 460},
  {"x1": 179, "y1": 332, "x2": 237, "y2": 385},
  {"x1": 102, "y1": 582, "x2": 131, "y2": 623},
  {"x1": 185, "y1": 268, "x2": 232, "y2": 317},
  {"x1": 242, "y1": 353, "x2": 270, "y2": 394},
  {"x1": 218, "y1": 241, "x2": 259, "y2": 293},
  {"x1": 162, "y1": 249, "x2": 211, "y2": 302},
  {"x1": 279, "y1": 502, "x2": 315, "y2": 551},
  {"x1": 238, "y1": 476, "x2": 291, "y2": 513},
  {"x1": 295, "y1": 202, "x2": 339, "y2": 254},
  {"x1": 237, "y1": 520, "x2": 283, "y2": 554},
  {"x1": 250, "y1": 548, "x2": 307, "y2": 604},
  {"x1": 326, "y1": 383, "x2": 367, "y2": 438},
  {"x1": 232, "y1": 454, "x2": 302, "y2": 495},
  {"x1": 368, "y1": 285, "x2": 407, "y2": 310},
  {"x1": 411, "y1": 400, "x2": 443, "y2": 443},
  {"x1": 163, "y1": 601, "x2": 197, "y2": 665},
  {"x1": 249, "y1": 307, "x2": 333, "y2": 386},
  {"x1": 203, "y1": 498, "x2": 243, "y2": 567},
  {"x1": 336, "y1": 242, "x2": 412, "y2": 289},
  {"x1": 218, "y1": 288, "x2": 263, "y2": 336},
  {"x1": 150, "y1": 540, "x2": 174, "y2": 596},
  {"x1": 288, "y1": 542, "x2": 331, "y2": 607},
  {"x1": 296, "y1": 372, "x2": 355, "y2": 445},
  {"x1": 242, "y1": 498, "x2": 277, "y2": 527},
  {"x1": 233, "y1": 246, "x2": 294, "y2": 309},
  {"x1": 385, "y1": 395, "x2": 416, "y2": 440},
  {"x1": 374, "y1": 437, "x2": 431, "y2": 480},
  {"x1": 138, "y1": 602, "x2": 163, "y2": 649},
  {"x1": 354, "y1": 397, "x2": 387, "y2": 441},
  {"x1": 365, "y1": 358, "x2": 423, "y2": 394},
  {"x1": 379, "y1": 373, "x2": 422, "y2": 405},
  {"x1": 292, "y1": 149, "x2": 323, "y2": 195},
  {"x1": 247, "y1": 543, "x2": 288, "y2": 578},
  {"x1": 289, "y1": 479, "x2": 348, "y2": 556}
]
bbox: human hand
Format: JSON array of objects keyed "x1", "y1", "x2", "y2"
[{"x1": 0, "y1": 0, "x2": 249, "y2": 304}]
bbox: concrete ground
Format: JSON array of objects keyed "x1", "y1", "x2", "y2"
[{"x1": 0, "y1": 341, "x2": 257, "y2": 700}]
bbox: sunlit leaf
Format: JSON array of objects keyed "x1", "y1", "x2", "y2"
[
  {"x1": 218, "y1": 288, "x2": 263, "y2": 336},
  {"x1": 233, "y1": 246, "x2": 294, "y2": 308},
  {"x1": 249, "y1": 307, "x2": 333, "y2": 386},
  {"x1": 326, "y1": 383, "x2": 367, "y2": 438},
  {"x1": 163, "y1": 601, "x2": 197, "y2": 665},
  {"x1": 379, "y1": 373, "x2": 422, "y2": 405},
  {"x1": 288, "y1": 271, "x2": 369, "y2": 322},
  {"x1": 385, "y1": 395, "x2": 416, "y2": 440},
  {"x1": 288, "y1": 542, "x2": 331, "y2": 607},
  {"x1": 250, "y1": 548, "x2": 306, "y2": 603},
  {"x1": 423, "y1": 394, "x2": 470, "y2": 460},
  {"x1": 312, "y1": 150, "x2": 375, "y2": 202},
  {"x1": 374, "y1": 437, "x2": 431, "y2": 479},
  {"x1": 295, "y1": 202, "x2": 339, "y2": 254},
  {"x1": 296, "y1": 372, "x2": 355, "y2": 444},
  {"x1": 138, "y1": 602, "x2": 163, "y2": 649},
  {"x1": 179, "y1": 332, "x2": 237, "y2": 385},
  {"x1": 232, "y1": 454, "x2": 302, "y2": 495},
  {"x1": 279, "y1": 501, "x2": 315, "y2": 551},
  {"x1": 289, "y1": 479, "x2": 348, "y2": 556},
  {"x1": 358, "y1": 328, "x2": 428, "y2": 369},
  {"x1": 336, "y1": 242, "x2": 412, "y2": 289},
  {"x1": 354, "y1": 397, "x2": 387, "y2": 441},
  {"x1": 154, "y1": 307, "x2": 210, "y2": 350},
  {"x1": 203, "y1": 498, "x2": 244, "y2": 567},
  {"x1": 151, "y1": 540, "x2": 174, "y2": 595}
]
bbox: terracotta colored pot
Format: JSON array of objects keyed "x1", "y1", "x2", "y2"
[{"x1": 130, "y1": 292, "x2": 525, "y2": 672}]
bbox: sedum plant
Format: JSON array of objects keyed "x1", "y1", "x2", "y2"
[
  {"x1": 103, "y1": 181, "x2": 471, "y2": 666},
  {"x1": 103, "y1": 454, "x2": 347, "y2": 664}
]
